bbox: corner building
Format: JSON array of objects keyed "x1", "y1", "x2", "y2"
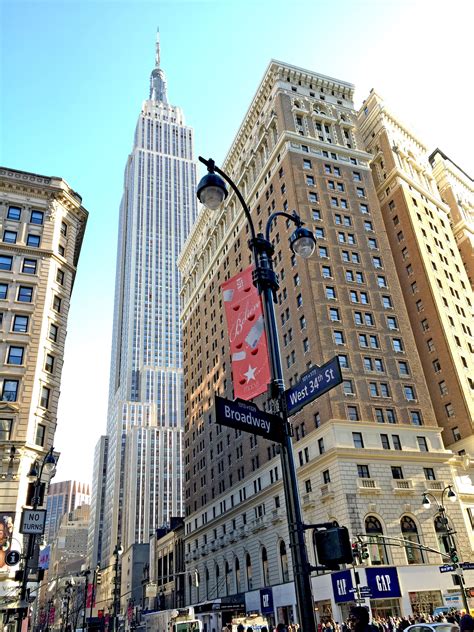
[
  {"x1": 179, "y1": 61, "x2": 474, "y2": 628},
  {"x1": 0, "y1": 167, "x2": 88, "y2": 605},
  {"x1": 101, "y1": 35, "x2": 198, "y2": 564}
]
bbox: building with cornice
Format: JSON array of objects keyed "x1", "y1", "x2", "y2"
[
  {"x1": 99, "y1": 33, "x2": 198, "y2": 566},
  {"x1": 357, "y1": 92, "x2": 474, "y2": 457},
  {"x1": 0, "y1": 166, "x2": 88, "y2": 608},
  {"x1": 178, "y1": 61, "x2": 474, "y2": 627}
]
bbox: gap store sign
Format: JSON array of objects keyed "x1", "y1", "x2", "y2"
[
  {"x1": 366, "y1": 567, "x2": 401, "y2": 599},
  {"x1": 331, "y1": 569, "x2": 355, "y2": 603}
]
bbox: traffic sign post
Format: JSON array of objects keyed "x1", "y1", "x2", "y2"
[
  {"x1": 20, "y1": 509, "x2": 46, "y2": 535},
  {"x1": 285, "y1": 357, "x2": 342, "y2": 416},
  {"x1": 215, "y1": 395, "x2": 284, "y2": 443},
  {"x1": 440, "y1": 564, "x2": 456, "y2": 573}
]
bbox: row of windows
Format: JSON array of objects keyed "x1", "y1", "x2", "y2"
[
  {"x1": 2, "y1": 343, "x2": 56, "y2": 372},
  {"x1": 0, "y1": 416, "x2": 47, "y2": 446},
  {"x1": 1, "y1": 378, "x2": 51, "y2": 410},
  {"x1": 316, "y1": 406, "x2": 423, "y2": 425},
  {"x1": 5, "y1": 206, "x2": 44, "y2": 224},
  {"x1": 0, "y1": 282, "x2": 63, "y2": 311},
  {"x1": 341, "y1": 378, "x2": 417, "y2": 401}
]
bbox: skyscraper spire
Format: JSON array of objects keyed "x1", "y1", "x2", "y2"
[{"x1": 150, "y1": 28, "x2": 167, "y2": 103}]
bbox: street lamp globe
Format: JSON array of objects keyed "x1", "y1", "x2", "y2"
[
  {"x1": 447, "y1": 487, "x2": 457, "y2": 502},
  {"x1": 289, "y1": 225, "x2": 316, "y2": 259},
  {"x1": 43, "y1": 449, "x2": 56, "y2": 475},
  {"x1": 422, "y1": 493, "x2": 431, "y2": 509},
  {"x1": 27, "y1": 461, "x2": 39, "y2": 482},
  {"x1": 197, "y1": 172, "x2": 228, "y2": 210}
]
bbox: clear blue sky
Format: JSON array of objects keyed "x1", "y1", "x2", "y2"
[{"x1": 0, "y1": 0, "x2": 471, "y2": 483}]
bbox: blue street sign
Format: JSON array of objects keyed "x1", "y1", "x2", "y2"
[
  {"x1": 440, "y1": 564, "x2": 456, "y2": 573},
  {"x1": 461, "y1": 562, "x2": 474, "y2": 570},
  {"x1": 215, "y1": 396, "x2": 284, "y2": 443},
  {"x1": 285, "y1": 356, "x2": 342, "y2": 416}
]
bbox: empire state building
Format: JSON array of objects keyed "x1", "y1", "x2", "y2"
[{"x1": 101, "y1": 33, "x2": 198, "y2": 560}]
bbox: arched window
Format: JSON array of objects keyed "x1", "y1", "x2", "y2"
[
  {"x1": 225, "y1": 560, "x2": 231, "y2": 595},
  {"x1": 434, "y1": 514, "x2": 451, "y2": 555},
  {"x1": 279, "y1": 541, "x2": 289, "y2": 582},
  {"x1": 235, "y1": 557, "x2": 241, "y2": 593},
  {"x1": 205, "y1": 567, "x2": 210, "y2": 600},
  {"x1": 195, "y1": 571, "x2": 200, "y2": 602},
  {"x1": 401, "y1": 515, "x2": 425, "y2": 564},
  {"x1": 246, "y1": 553, "x2": 253, "y2": 590},
  {"x1": 215, "y1": 563, "x2": 220, "y2": 597},
  {"x1": 261, "y1": 547, "x2": 270, "y2": 586},
  {"x1": 365, "y1": 516, "x2": 389, "y2": 565}
]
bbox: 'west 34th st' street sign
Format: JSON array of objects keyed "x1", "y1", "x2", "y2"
[
  {"x1": 215, "y1": 396, "x2": 284, "y2": 443},
  {"x1": 285, "y1": 356, "x2": 342, "y2": 416}
]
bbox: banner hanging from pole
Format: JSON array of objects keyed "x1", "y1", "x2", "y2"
[{"x1": 222, "y1": 265, "x2": 271, "y2": 400}]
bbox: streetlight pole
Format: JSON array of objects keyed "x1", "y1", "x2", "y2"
[
  {"x1": 197, "y1": 157, "x2": 317, "y2": 632},
  {"x1": 113, "y1": 544, "x2": 123, "y2": 632},
  {"x1": 421, "y1": 485, "x2": 469, "y2": 613},
  {"x1": 17, "y1": 447, "x2": 56, "y2": 632}
]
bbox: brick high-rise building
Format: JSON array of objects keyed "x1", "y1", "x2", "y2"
[
  {"x1": 357, "y1": 93, "x2": 474, "y2": 456},
  {"x1": 0, "y1": 166, "x2": 88, "y2": 606},
  {"x1": 178, "y1": 62, "x2": 474, "y2": 627}
]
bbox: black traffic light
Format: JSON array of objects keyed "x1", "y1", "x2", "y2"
[
  {"x1": 351, "y1": 542, "x2": 361, "y2": 564},
  {"x1": 450, "y1": 548, "x2": 459, "y2": 564},
  {"x1": 361, "y1": 542, "x2": 370, "y2": 561},
  {"x1": 314, "y1": 526, "x2": 353, "y2": 570},
  {"x1": 96, "y1": 571, "x2": 102, "y2": 585}
]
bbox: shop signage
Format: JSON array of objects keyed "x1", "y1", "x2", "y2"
[
  {"x1": 440, "y1": 564, "x2": 456, "y2": 573},
  {"x1": 366, "y1": 567, "x2": 401, "y2": 599},
  {"x1": 215, "y1": 396, "x2": 284, "y2": 443},
  {"x1": 285, "y1": 356, "x2": 342, "y2": 416},
  {"x1": 331, "y1": 569, "x2": 355, "y2": 603},
  {"x1": 260, "y1": 587, "x2": 274, "y2": 614}
]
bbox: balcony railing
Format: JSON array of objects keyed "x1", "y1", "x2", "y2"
[{"x1": 357, "y1": 478, "x2": 380, "y2": 492}]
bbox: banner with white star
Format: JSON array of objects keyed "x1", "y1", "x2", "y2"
[{"x1": 222, "y1": 265, "x2": 271, "y2": 400}]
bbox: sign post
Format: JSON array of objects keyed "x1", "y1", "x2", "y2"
[
  {"x1": 285, "y1": 357, "x2": 342, "y2": 416},
  {"x1": 20, "y1": 509, "x2": 46, "y2": 535}
]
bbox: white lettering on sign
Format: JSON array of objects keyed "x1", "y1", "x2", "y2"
[
  {"x1": 375, "y1": 574, "x2": 392, "y2": 592},
  {"x1": 224, "y1": 405, "x2": 271, "y2": 434},
  {"x1": 262, "y1": 594, "x2": 269, "y2": 608},
  {"x1": 21, "y1": 509, "x2": 46, "y2": 534},
  {"x1": 336, "y1": 578, "x2": 347, "y2": 596}
]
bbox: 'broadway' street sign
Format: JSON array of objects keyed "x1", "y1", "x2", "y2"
[
  {"x1": 215, "y1": 396, "x2": 284, "y2": 443},
  {"x1": 285, "y1": 356, "x2": 342, "y2": 416}
]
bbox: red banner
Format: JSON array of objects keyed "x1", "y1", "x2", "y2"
[
  {"x1": 48, "y1": 607, "x2": 55, "y2": 624},
  {"x1": 222, "y1": 266, "x2": 271, "y2": 400},
  {"x1": 86, "y1": 583, "x2": 95, "y2": 608}
]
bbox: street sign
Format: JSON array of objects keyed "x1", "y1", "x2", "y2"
[
  {"x1": 285, "y1": 356, "x2": 342, "y2": 416},
  {"x1": 440, "y1": 564, "x2": 456, "y2": 573},
  {"x1": 215, "y1": 396, "x2": 284, "y2": 443},
  {"x1": 20, "y1": 509, "x2": 46, "y2": 534},
  {"x1": 5, "y1": 550, "x2": 21, "y2": 566},
  {"x1": 461, "y1": 562, "x2": 474, "y2": 570}
]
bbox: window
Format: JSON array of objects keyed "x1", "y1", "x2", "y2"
[
  {"x1": 56, "y1": 269, "x2": 65, "y2": 285},
  {"x1": 391, "y1": 466, "x2": 403, "y2": 480},
  {"x1": 433, "y1": 358, "x2": 441, "y2": 373},
  {"x1": 312, "y1": 209, "x2": 322, "y2": 221},
  {"x1": 401, "y1": 516, "x2": 425, "y2": 564},
  {"x1": 296, "y1": 293, "x2": 302, "y2": 307},
  {"x1": 0, "y1": 284, "x2": 8, "y2": 300},
  {"x1": 0, "y1": 255, "x2": 13, "y2": 271},
  {"x1": 326, "y1": 286, "x2": 336, "y2": 300},
  {"x1": 7, "y1": 346, "x2": 24, "y2": 365},
  {"x1": 334, "y1": 330, "x2": 345, "y2": 345},
  {"x1": 3, "y1": 230, "x2": 17, "y2": 244},
  {"x1": 61, "y1": 221, "x2": 68, "y2": 236},
  {"x1": 387, "y1": 316, "x2": 398, "y2": 331},
  {"x1": 377, "y1": 275, "x2": 387, "y2": 288},
  {"x1": 398, "y1": 361, "x2": 409, "y2": 376},
  {"x1": 318, "y1": 438, "x2": 325, "y2": 454},
  {"x1": 380, "y1": 383, "x2": 390, "y2": 397},
  {"x1": 329, "y1": 307, "x2": 340, "y2": 321},
  {"x1": 35, "y1": 423, "x2": 46, "y2": 446},
  {"x1": 314, "y1": 412, "x2": 321, "y2": 428},
  {"x1": 7, "y1": 206, "x2": 21, "y2": 220},
  {"x1": 353, "y1": 432, "x2": 364, "y2": 448},
  {"x1": 382, "y1": 295, "x2": 393, "y2": 309},
  {"x1": 2, "y1": 379, "x2": 19, "y2": 402},
  {"x1": 347, "y1": 405, "x2": 359, "y2": 421},
  {"x1": 381, "y1": 434, "x2": 390, "y2": 450},
  {"x1": 357, "y1": 465, "x2": 370, "y2": 478},
  {"x1": 452, "y1": 426, "x2": 461, "y2": 441},
  {"x1": 365, "y1": 516, "x2": 390, "y2": 565},
  {"x1": 323, "y1": 469, "x2": 330, "y2": 484},
  {"x1": 360, "y1": 203, "x2": 369, "y2": 214},
  {"x1": 306, "y1": 175, "x2": 315, "y2": 186},
  {"x1": 17, "y1": 286, "x2": 33, "y2": 302},
  {"x1": 424, "y1": 468, "x2": 436, "y2": 480},
  {"x1": 392, "y1": 435, "x2": 401, "y2": 450},
  {"x1": 356, "y1": 187, "x2": 365, "y2": 197},
  {"x1": 410, "y1": 411, "x2": 423, "y2": 426},
  {"x1": 364, "y1": 220, "x2": 374, "y2": 232},
  {"x1": 417, "y1": 436, "x2": 428, "y2": 452},
  {"x1": 353, "y1": 171, "x2": 361, "y2": 181},
  {"x1": 315, "y1": 227, "x2": 325, "y2": 239},
  {"x1": 49, "y1": 323, "x2": 59, "y2": 342},
  {"x1": 22, "y1": 259, "x2": 37, "y2": 274},
  {"x1": 392, "y1": 338, "x2": 404, "y2": 352},
  {"x1": 439, "y1": 380, "x2": 448, "y2": 396},
  {"x1": 53, "y1": 295, "x2": 62, "y2": 313},
  {"x1": 303, "y1": 159, "x2": 312, "y2": 169},
  {"x1": 309, "y1": 192, "x2": 318, "y2": 203},
  {"x1": 445, "y1": 403, "x2": 455, "y2": 418},
  {"x1": 369, "y1": 335, "x2": 379, "y2": 349},
  {"x1": 318, "y1": 246, "x2": 328, "y2": 258},
  {"x1": 404, "y1": 385, "x2": 416, "y2": 401},
  {"x1": 368, "y1": 237, "x2": 378, "y2": 250},
  {"x1": 338, "y1": 354, "x2": 349, "y2": 369},
  {"x1": 372, "y1": 256, "x2": 382, "y2": 268},
  {"x1": 27, "y1": 234, "x2": 41, "y2": 247},
  {"x1": 321, "y1": 265, "x2": 332, "y2": 279},
  {"x1": 343, "y1": 380, "x2": 354, "y2": 395},
  {"x1": 40, "y1": 386, "x2": 51, "y2": 409},
  {"x1": 45, "y1": 354, "x2": 55, "y2": 374},
  {"x1": 358, "y1": 333, "x2": 368, "y2": 348},
  {"x1": 0, "y1": 419, "x2": 12, "y2": 440},
  {"x1": 30, "y1": 210, "x2": 44, "y2": 224},
  {"x1": 12, "y1": 315, "x2": 28, "y2": 333},
  {"x1": 303, "y1": 338, "x2": 310, "y2": 353}
]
